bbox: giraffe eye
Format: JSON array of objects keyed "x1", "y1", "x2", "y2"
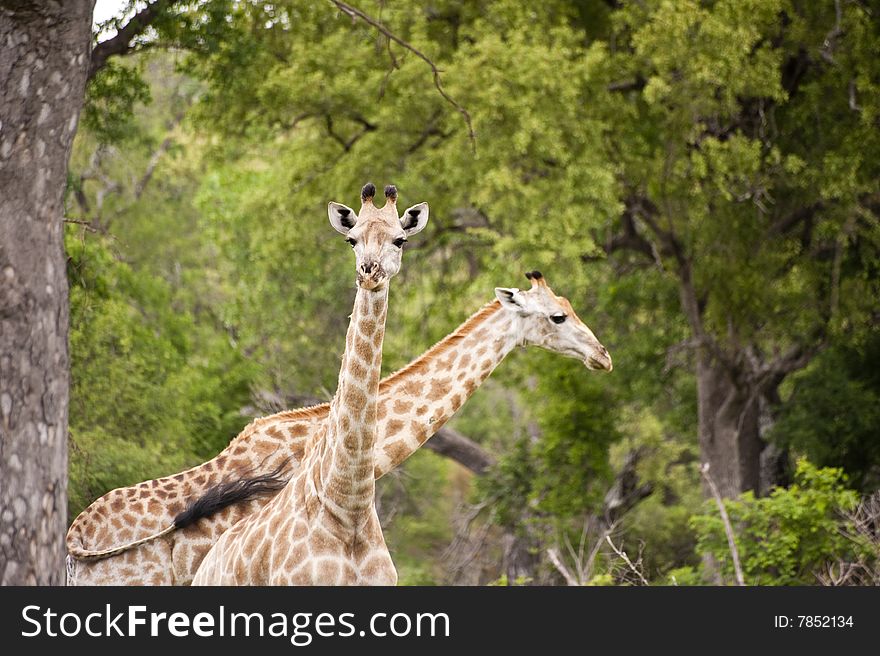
[
  {"x1": 346, "y1": 238, "x2": 357, "y2": 248},
  {"x1": 392, "y1": 237, "x2": 407, "y2": 248},
  {"x1": 550, "y1": 313, "x2": 567, "y2": 324}
]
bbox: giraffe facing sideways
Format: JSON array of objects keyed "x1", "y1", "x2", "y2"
[{"x1": 66, "y1": 271, "x2": 612, "y2": 584}]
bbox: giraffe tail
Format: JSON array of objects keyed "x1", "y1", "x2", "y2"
[
  {"x1": 66, "y1": 554, "x2": 76, "y2": 586},
  {"x1": 66, "y1": 459, "x2": 291, "y2": 563},
  {"x1": 66, "y1": 523, "x2": 178, "y2": 562},
  {"x1": 172, "y1": 458, "x2": 291, "y2": 529}
]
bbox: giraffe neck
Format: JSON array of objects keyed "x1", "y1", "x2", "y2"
[
  {"x1": 315, "y1": 283, "x2": 389, "y2": 531},
  {"x1": 374, "y1": 299, "x2": 520, "y2": 473}
]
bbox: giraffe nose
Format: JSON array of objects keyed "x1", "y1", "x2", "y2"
[{"x1": 361, "y1": 261, "x2": 375, "y2": 275}]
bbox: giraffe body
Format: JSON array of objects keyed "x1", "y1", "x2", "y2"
[
  {"x1": 193, "y1": 184, "x2": 421, "y2": 585},
  {"x1": 194, "y1": 285, "x2": 397, "y2": 585},
  {"x1": 67, "y1": 271, "x2": 611, "y2": 585}
]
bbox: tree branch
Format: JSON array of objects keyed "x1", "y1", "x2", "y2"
[
  {"x1": 595, "y1": 192, "x2": 738, "y2": 373},
  {"x1": 607, "y1": 77, "x2": 645, "y2": 93},
  {"x1": 633, "y1": 195, "x2": 686, "y2": 268},
  {"x1": 762, "y1": 341, "x2": 825, "y2": 381},
  {"x1": 601, "y1": 448, "x2": 654, "y2": 524},
  {"x1": 424, "y1": 427, "x2": 496, "y2": 475},
  {"x1": 586, "y1": 195, "x2": 671, "y2": 271},
  {"x1": 605, "y1": 535, "x2": 649, "y2": 586},
  {"x1": 328, "y1": 0, "x2": 476, "y2": 152},
  {"x1": 602, "y1": 207, "x2": 655, "y2": 260},
  {"x1": 89, "y1": 0, "x2": 183, "y2": 82},
  {"x1": 543, "y1": 450, "x2": 653, "y2": 585},
  {"x1": 324, "y1": 114, "x2": 376, "y2": 151},
  {"x1": 63, "y1": 218, "x2": 99, "y2": 233},
  {"x1": 133, "y1": 109, "x2": 186, "y2": 199},
  {"x1": 403, "y1": 110, "x2": 447, "y2": 155},
  {"x1": 546, "y1": 547, "x2": 580, "y2": 586},
  {"x1": 767, "y1": 202, "x2": 822, "y2": 237}
]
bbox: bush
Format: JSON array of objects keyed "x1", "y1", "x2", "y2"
[{"x1": 690, "y1": 460, "x2": 866, "y2": 585}]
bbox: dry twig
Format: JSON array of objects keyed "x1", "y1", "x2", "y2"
[
  {"x1": 605, "y1": 535, "x2": 649, "y2": 586},
  {"x1": 63, "y1": 218, "x2": 99, "y2": 233},
  {"x1": 701, "y1": 463, "x2": 746, "y2": 586},
  {"x1": 546, "y1": 547, "x2": 579, "y2": 586}
]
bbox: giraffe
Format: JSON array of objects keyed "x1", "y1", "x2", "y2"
[
  {"x1": 189, "y1": 181, "x2": 425, "y2": 585},
  {"x1": 66, "y1": 271, "x2": 612, "y2": 584}
]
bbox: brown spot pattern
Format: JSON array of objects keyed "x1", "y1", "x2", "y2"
[
  {"x1": 427, "y1": 377, "x2": 452, "y2": 401},
  {"x1": 385, "y1": 418, "x2": 404, "y2": 436},
  {"x1": 354, "y1": 336, "x2": 372, "y2": 363},
  {"x1": 383, "y1": 440, "x2": 409, "y2": 466}
]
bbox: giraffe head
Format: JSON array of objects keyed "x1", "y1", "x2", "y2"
[
  {"x1": 328, "y1": 182, "x2": 429, "y2": 291},
  {"x1": 494, "y1": 271, "x2": 613, "y2": 371}
]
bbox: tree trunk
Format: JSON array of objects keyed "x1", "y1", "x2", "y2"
[
  {"x1": 696, "y1": 355, "x2": 762, "y2": 498},
  {"x1": 0, "y1": 0, "x2": 94, "y2": 585},
  {"x1": 757, "y1": 387, "x2": 792, "y2": 495},
  {"x1": 501, "y1": 530, "x2": 544, "y2": 584}
]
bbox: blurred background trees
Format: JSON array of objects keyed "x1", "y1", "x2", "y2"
[{"x1": 62, "y1": 0, "x2": 879, "y2": 584}]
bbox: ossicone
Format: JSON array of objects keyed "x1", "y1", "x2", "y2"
[{"x1": 525, "y1": 270, "x2": 547, "y2": 288}]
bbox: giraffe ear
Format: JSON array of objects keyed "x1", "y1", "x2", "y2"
[
  {"x1": 495, "y1": 287, "x2": 526, "y2": 312},
  {"x1": 328, "y1": 202, "x2": 357, "y2": 235},
  {"x1": 400, "y1": 202, "x2": 429, "y2": 236}
]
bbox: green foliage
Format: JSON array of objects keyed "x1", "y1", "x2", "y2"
[
  {"x1": 378, "y1": 450, "x2": 461, "y2": 586},
  {"x1": 771, "y1": 331, "x2": 880, "y2": 491},
  {"x1": 616, "y1": 409, "x2": 703, "y2": 579},
  {"x1": 473, "y1": 354, "x2": 621, "y2": 526},
  {"x1": 68, "y1": 0, "x2": 880, "y2": 584},
  {"x1": 690, "y1": 460, "x2": 864, "y2": 585},
  {"x1": 477, "y1": 438, "x2": 535, "y2": 530},
  {"x1": 68, "y1": 54, "x2": 259, "y2": 522},
  {"x1": 65, "y1": 227, "x2": 255, "y2": 520},
  {"x1": 488, "y1": 574, "x2": 533, "y2": 586},
  {"x1": 665, "y1": 566, "x2": 702, "y2": 587},
  {"x1": 528, "y1": 356, "x2": 621, "y2": 517},
  {"x1": 82, "y1": 59, "x2": 151, "y2": 143}
]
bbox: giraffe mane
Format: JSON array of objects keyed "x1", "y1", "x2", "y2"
[
  {"x1": 378, "y1": 299, "x2": 502, "y2": 386},
  {"x1": 225, "y1": 403, "x2": 330, "y2": 448}
]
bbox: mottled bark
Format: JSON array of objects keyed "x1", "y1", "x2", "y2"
[
  {"x1": 500, "y1": 531, "x2": 543, "y2": 584},
  {"x1": 0, "y1": 0, "x2": 94, "y2": 585}
]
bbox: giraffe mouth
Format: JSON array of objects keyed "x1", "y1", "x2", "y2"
[
  {"x1": 586, "y1": 356, "x2": 613, "y2": 372},
  {"x1": 357, "y1": 272, "x2": 387, "y2": 290}
]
